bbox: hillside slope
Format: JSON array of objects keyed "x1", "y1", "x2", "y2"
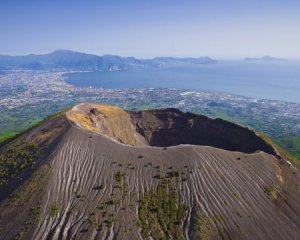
[
  {"x1": 0, "y1": 50, "x2": 216, "y2": 71},
  {"x1": 0, "y1": 104, "x2": 299, "y2": 240}
]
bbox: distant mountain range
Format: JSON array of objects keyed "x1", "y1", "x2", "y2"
[
  {"x1": 0, "y1": 50, "x2": 217, "y2": 71},
  {"x1": 244, "y1": 56, "x2": 288, "y2": 62},
  {"x1": 152, "y1": 56, "x2": 217, "y2": 65}
]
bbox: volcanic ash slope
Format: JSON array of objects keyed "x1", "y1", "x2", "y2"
[{"x1": 0, "y1": 103, "x2": 299, "y2": 240}]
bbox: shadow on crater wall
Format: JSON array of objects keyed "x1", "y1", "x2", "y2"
[{"x1": 130, "y1": 108, "x2": 277, "y2": 155}]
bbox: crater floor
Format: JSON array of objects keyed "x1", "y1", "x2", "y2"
[{"x1": 67, "y1": 103, "x2": 277, "y2": 155}]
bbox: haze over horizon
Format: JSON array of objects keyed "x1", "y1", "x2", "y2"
[{"x1": 1, "y1": 0, "x2": 300, "y2": 59}]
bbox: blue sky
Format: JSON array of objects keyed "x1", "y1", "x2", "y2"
[{"x1": 1, "y1": 0, "x2": 300, "y2": 58}]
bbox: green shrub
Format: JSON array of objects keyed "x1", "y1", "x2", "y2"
[{"x1": 49, "y1": 203, "x2": 59, "y2": 217}]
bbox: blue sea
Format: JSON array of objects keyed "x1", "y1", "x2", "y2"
[{"x1": 65, "y1": 61, "x2": 300, "y2": 103}]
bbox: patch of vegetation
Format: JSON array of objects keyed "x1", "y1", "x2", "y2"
[
  {"x1": 236, "y1": 211, "x2": 242, "y2": 218},
  {"x1": 259, "y1": 132, "x2": 298, "y2": 160},
  {"x1": 115, "y1": 171, "x2": 125, "y2": 182},
  {"x1": 153, "y1": 174, "x2": 164, "y2": 179},
  {"x1": 264, "y1": 182, "x2": 280, "y2": 199},
  {"x1": 14, "y1": 205, "x2": 41, "y2": 239},
  {"x1": 49, "y1": 203, "x2": 60, "y2": 217},
  {"x1": 12, "y1": 164, "x2": 51, "y2": 239},
  {"x1": 0, "y1": 105, "x2": 70, "y2": 148},
  {"x1": 0, "y1": 142, "x2": 39, "y2": 187},
  {"x1": 201, "y1": 108, "x2": 243, "y2": 126},
  {"x1": 0, "y1": 132, "x2": 17, "y2": 143},
  {"x1": 95, "y1": 223, "x2": 102, "y2": 232},
  {"x1": 93, "y1": 184, "x2": 104, "y2": 190},
  {"x1": 106, "y1": 198, "x2": 116, "y2": 205},
  {"x1": 274, "y1": 135, "x2": 300, "y2": 160},
  {"x1": 195, "y1": 211, "x2": 211, "y2": 240},
  {"x1": 166, "y1": 171, "x2": 179, "y2": 178},
  {"x1": 104, "y1": 219, "x2": 113, "y2": 228},
  {"x1": 30, "y1": 206, "x2": 41, "y2": 215},
  {"x1": 138, "y1": 178, "x2": 188, "y2": 239},
  {"x1": 76, "y1": 194, "x2": 86, "y2": 201}
]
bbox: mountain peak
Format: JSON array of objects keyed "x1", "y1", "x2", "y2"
[
  {"x1": 0, "y1": 50, "x2": 218, "y2": 70},
  {"x1": 244, "y1": 56, "x2": 288, "y2": 61},
  {"x1": 67, "y1": 103, "x2": 277, "y2": 155},
  {"x1": 0, "y1": 103, "x2": 299, "y2": 239}
]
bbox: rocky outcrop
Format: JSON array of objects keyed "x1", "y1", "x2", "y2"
[
  {"x1": 130, "y1": 108, "x2": 277, "y2": 155},
  {"x1": 67, "y1": 104, "x2": 277, "y2": 155}
]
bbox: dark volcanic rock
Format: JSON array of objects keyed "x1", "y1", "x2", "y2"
[{"x1": 130, "y1": 108, "x2": 277, "y2": 155}]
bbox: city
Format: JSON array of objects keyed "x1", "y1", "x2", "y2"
[{"x1": 1, "y1": 70, "x2": 300, "y2": 159}]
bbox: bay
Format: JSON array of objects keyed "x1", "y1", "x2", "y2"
[{"x1": 65, "y1": 60, "x2": 300, "y2": 103}]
